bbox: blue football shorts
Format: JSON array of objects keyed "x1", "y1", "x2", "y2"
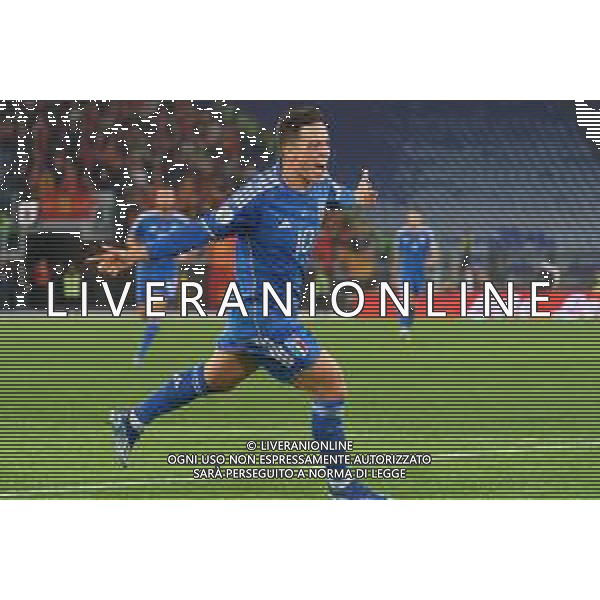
[{"x1": 216, "y1": 317, "x2": 322, "y2": 383}]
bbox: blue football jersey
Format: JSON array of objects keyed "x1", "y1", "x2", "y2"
[
  {"x1": 144, "y1": 165, "x2": 355, "y2": 322},
  {"x1": 396, "y1": 227, "x2": 434, "y2": 280},
  {"x1": 131, "y1": 210, "x2": 189, "y2": 301}
]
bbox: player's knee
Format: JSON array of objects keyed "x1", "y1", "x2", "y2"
[
  {"x1": 315, "y1": 377, "x2": 347, "y2": 398},
  {"x1": 204, "y1": 371, "x2": 240, "y2": 393},
  {"x1": 297, "y1": 362, "x2": 347, "y2": 398},
  {"x1": 205, "y1": 378, "x2": 236, "y2": 393},
  {"x1": 204, "y1": 368, "x2": 235, "y2": 393},
  {"x1": 320, "y1": 358, "x2": 347, "y2": 397}
]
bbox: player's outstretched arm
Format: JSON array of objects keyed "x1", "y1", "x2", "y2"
[
  {"x1": 89, "y1": 243, "x2": 149, "y2": 276},
  {"x1": 90, "y1": 185, "x2": 257, "y2": 274},
  {"x1": 89, "y1": 217, "x2": 216, "y2": 274}
]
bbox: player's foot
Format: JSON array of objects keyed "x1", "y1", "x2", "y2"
[
  {"x1": 328, "y1": 479, "x2": 388, "y2": 500},
  {"x1": 133, "y1": 354, "x2": 144, "y2": 368},
  {"x1": 400, "y1": 327, "x2": 412, "y2": 342},
  {"x1": 110, "y1": 409, "x2": 142, "y2": 468}
]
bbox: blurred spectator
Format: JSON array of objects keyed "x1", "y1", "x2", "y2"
[
  {"x1": 0, "y1": 208, "x2": 9, "y2": 256},
  {"x1": 29, "y1": 257, "x2": 51, "y2": 308},
  {"x1": 0, "y1": 262, "x2": 18, "y2": 308}
]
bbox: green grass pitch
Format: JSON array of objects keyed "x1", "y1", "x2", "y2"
[{"x1": 0, "y1": 316, "x2": 599, "y2": 499}]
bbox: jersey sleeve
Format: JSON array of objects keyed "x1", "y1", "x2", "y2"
[
  {"x1": 144, "y1": 174, "x2": 273, "y2": 261},
  {"x1": 144, "y1": 217, "x2": 214, "y2": 260},
  {"x1": 202, "y1": 190, "x2": 258, "y2": 237}
]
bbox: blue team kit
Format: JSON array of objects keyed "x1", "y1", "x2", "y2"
[{"x1": 144, "y1": 165, "x2": 355, "y2": 381}]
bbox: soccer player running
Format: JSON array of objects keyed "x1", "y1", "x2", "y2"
[
  {"x1": 392, "y1": 207, "x2": 438, "y2": 340},
  {"x1": 130, "y1": 185, "x2": 189, "y2": 365},
  {"x1": 93, "y1": 107, "x2": 385, "y2": 500}
]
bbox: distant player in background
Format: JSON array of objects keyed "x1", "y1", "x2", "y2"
[
  {"x1": 130, "y1": 185, "x2": 188, "y2": 365},
  {"x1": 392, "y1": 207, "x2": 437, "y2": 339}
]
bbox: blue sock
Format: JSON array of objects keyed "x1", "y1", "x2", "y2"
[
  {"x1": 311, "y1": 399, "x2": 345, "y2": 443},
  {"x1": 399, "y1": 308, "x2": 414, "y2": 331},
  {"x1": 136, "y1": 320, "x2": 161, "y2": 363},
  {"x1": 311, "y1": 398, "x2": 351, "y2": 487},
  {"x1": 132, "y1": 363, "x2": 209, "y2": 427}
]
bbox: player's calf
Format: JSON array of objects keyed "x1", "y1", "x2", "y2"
[
  {"x1": 398, "y1": 307, "x2": 415, "y2": 340},
  {"x1": 295, "y1": 354, "x2": 387, "y2": 499},
  {"x1": 311, "y1": 397, "x2": 387, "y2": 500},
  {"x1": 110, "y1": 363, "x2": 210, "y2": 467},
  {"x1": 110, "y1": 352, "x2": 258, "y2": 467}
]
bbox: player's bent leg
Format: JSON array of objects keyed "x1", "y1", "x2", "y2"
[
  {"x1": 111, "y1": 351, "x2": 258, "y2": 467},
  {"x1": 135, "y1": 351, "x2": 258, "y2": 425},
  {"x1": 135, "y1": 315, "x2": 161, "y2": 366},
  {"x1": 400, "y1": 281, "x2": 422, "y2": 340},
  {"x1": 134, "y1": 296, "x2": 175, "y2": 366},
  {"x1": 398, "y1": 311, "x2": 413, "y2": 340},
  {"x1": 291, "y1": 352, "x2": 386, "y2": 500},
  {"x1": 134, "y1": 298, "x2": 165, "y2": 366}
]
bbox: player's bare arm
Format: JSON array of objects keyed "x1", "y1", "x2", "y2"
[{"x1": 90, "y1": 242, "x2": 149, "y2": 275}]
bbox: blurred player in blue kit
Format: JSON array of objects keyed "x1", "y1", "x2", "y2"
[
  {"x1": 94, "y1": 107, "x2": 385, "y2": 500},
  {"x1": 392, "y1": 207, "x2": 437, "y2": 339},
  {"x1": 130, "y1": 186, "x2": 189, "y2": 365}
]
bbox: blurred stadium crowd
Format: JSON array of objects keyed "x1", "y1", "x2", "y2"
[
  {"x1": 0, "y1": 100, "x2": 276, "y2": 309},
  {"x1": 0, "y1": 100, "x2": 591, "y2": 311}
]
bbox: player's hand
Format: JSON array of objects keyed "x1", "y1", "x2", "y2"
[
  {"x1": 88, "y1": 244, "x2": 148, "y2": 275},
  {"x1": 87, "y1": 247, "x2": 131, "y2": 275},
  {"x1": 356, "y1": 168, "x2": 377, "y2": 205}
]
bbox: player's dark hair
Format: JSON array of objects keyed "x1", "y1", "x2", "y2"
[{"x1": 277, "y1": 106, "x2": 326, "y2": 146}]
